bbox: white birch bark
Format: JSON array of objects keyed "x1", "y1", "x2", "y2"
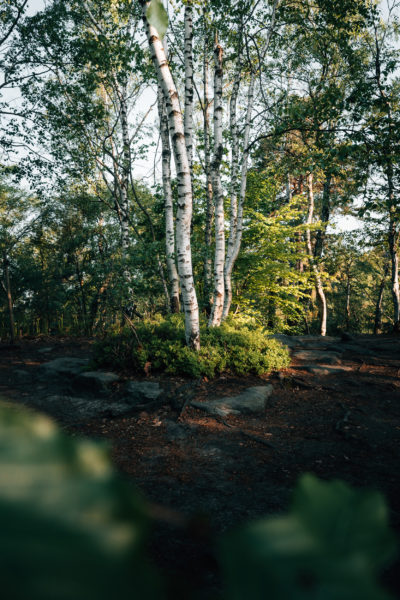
[
  {"x1": 222, "y1": 0, "x2": 279, "y2": 320},
  {"x1": 202, "y1": 21, "x2": 214, "y2": 307},
  {"x1": 222, "y1": 73, "x2": 255, "y2": 320},
  {"x1": 306, "y1": 172, "x2": 327, "y2": 337},
  {"x1": 184, "y1": 1, "x2": 194, "y2": 172},
  {"x1": 157, "y1": 84, "x2": 180, "y2": 313},
  {"x1": 208, "y1": 41, "x2": 225, "y2": 327},
  {"x1": 141, "y1": 2, "x2": 200, "y2": 349}
]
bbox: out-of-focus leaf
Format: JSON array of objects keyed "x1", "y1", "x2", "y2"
[
  {"x1": 219, "y1": 474, "x2": 396, "y2": 600},
  {"x1": 146, "y1": 0, "x2": 168, "y2": 40},
  {"x1": 0, "y1": 403, "x2": 162, "y2": 600}
]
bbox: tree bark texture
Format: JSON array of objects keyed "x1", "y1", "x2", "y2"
[
  {"x1": 157, "y1": 84, "x2": 180, "y2": 313},
  {"x1": 184, "y1": 1, "x2": 194, "y2": 172},
  {"x1": 142, "y1": 2, "x2": 200, "y2": 349},
  {"x1": 208, "y1": 42, "x2": 225, "y2": 327},
  {"x1": 202, "y1": 21, "x2": 214, "y2": 310},
  {"x1": 374, "y1": 260, "x2": 389, "y2": 335},
  {"x1": 306, "y1": 173, "x2": 327, "y2": 336}
]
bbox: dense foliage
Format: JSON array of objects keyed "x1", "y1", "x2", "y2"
[
  {"x1": 0, "y1": 0, "x2": 399, "y2": 343},
  {"x1": 93, "y1": 314, "x2": 291, "y2": 377}
]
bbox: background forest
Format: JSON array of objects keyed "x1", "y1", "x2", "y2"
[{"x1": 0, "y1": 0, "x2": 399, "y2": 353}]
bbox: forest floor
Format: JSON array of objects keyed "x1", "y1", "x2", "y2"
[{"x1": 0, "y1": 333, "x2": 399, "y2": 599}]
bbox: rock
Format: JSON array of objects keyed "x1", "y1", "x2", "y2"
[
  {"x1": 34, "y1": 394, "x2": 135, "y2": 421},
  {"x1": 293, "y1": 350, "x2": 342, "y2": 365},
  {"x1": 12, "y1": 369, "x2": 31, "y2": 383},
  {"x1": 37, "y1": 347, "x2": 53, "y2": 354},
  {"x1": 165, "y1": 420, "x2": 190, "y2": 442},
  {"x1": 124, "y1": 381, "x2": 163, "y2": 406},
  {"x1": 191, "y1": 385, "x2": 273, "y2": 417},
  {"x1": 330, "y1": 344, "x2": 374, "y2": 356},
  {"x1": 269, "y1": 334, "x2": 301, "y2": 349},
  {"x1": 74, "y1": 371, "x2": 119, "y2": 393},
  {"x1": 38, "y1": 357, "x2": 89, "y2": 378},
  {"x1": 301, "y1": 365, "x2": 353, "y2": 376}
]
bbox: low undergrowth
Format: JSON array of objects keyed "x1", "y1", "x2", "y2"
[{"x1": 93, "y1": 314, "x2": 290, "y2": 378}]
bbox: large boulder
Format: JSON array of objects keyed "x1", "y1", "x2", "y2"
[
  {"x1": 38, "y1": 358, "x2": 90, "y2": 378},
  {"x1": 74, "y1": 371, "x2": 119, "y2": 393},
  {"x1": 293, "y1": 350, "x2": 342, "y2": 365},
  {"x1": 191, "y1": 385, "x2": 273, "y2": 417},
  {"x1": 124, "y1": 381, "x2": 163, "y2": 407}
]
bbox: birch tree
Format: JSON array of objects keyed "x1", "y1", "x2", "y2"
[{"x1": 141, "y1": 0, "x2": 200, "y2": 349}]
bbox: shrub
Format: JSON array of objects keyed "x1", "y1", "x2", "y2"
[{"x1": 93, "y1": 314, "x2": 290, "y2": 378}]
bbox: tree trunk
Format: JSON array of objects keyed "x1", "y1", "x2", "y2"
[
  {"x1": 222, "y1": 72, "x2": 256, "y2": 320},
  {"x1": 3, "y1": 253, "x2": 15, "y2": 344},
  {"x1": 345, "y1": 272, "x2": 351, "y2": 332},
  {"x1": 314, "y1": 172, "x2": 331, "y2": 259},
  {"x1": 208, "y1": 41, "x2": 225, "y2": 327},
  {"x1": 184, "y1": 1, "x2": 194, "y2": 172},
  {"x1": 157, "y1": 84, "x2": 180, "y2": 313},
  {"x1": 142, "y1": 3, "x2": 200, "y2": 349},
  {"x1": 389, "y1": 211, "x2": 400, "y2": 330},
  {"x1": 202, "y1": 21, "x2": 214, "y2": 312},
  {"x1": 306, "y1": 173, "x2": 327, "y2": 336},
  {"x1": 374, "y1": 261, "x2": 389, "y2": 335}
]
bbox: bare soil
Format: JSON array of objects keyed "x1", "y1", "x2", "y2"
[{"x1": 0, "y1": 334, "x2": 399, "y2": 599}]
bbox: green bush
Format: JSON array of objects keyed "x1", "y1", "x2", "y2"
[{"x1": 93, "y1": 314, "x2": 290, "y2": 378}]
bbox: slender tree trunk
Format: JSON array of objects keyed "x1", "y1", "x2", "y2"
[
  {"x1": 306, "y1": 173, "x2": 327, "y2": 336},
  {"x1": 222, "y1": 72, "x2": 256, "y2": 320},
  {"x1": 157, "y1": 84, "x2": 180, "y2": 313},
  {"x1": 223, "y1": 60, "x2": 241, "y2": 320},
  {"x1": 3, "y1": 253, "x2": 15, "y2": 344},
  {"x1": 184, "y1": 1, "x2": 194, "y2": 172},
  {"x1": 208, "y1": 41, "x2": 225, "y2": 327},
  {"x1": 314, "y1": 172, "x2": 331, "y2": 259},
  {"x1": 388, "y1": 210, "x2": 400, "y2": 330},
  {"x1": 142, "y1": 3, "x2": 200, "y2": 349},
  {"x1": 374, "y1": 261, "x2": 389, "y2": 335},
  {"x1": 203, "y1": 22, "x2": 214, "y2": 311},
  {"x1": 119, "y1": 84, "x2": 131, "y2": 263},
  {"x1": 345, "y1": 271, "x2": 351, "y2": 332}
]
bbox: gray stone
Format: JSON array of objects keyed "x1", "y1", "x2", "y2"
[
  {"x1": 165, "y1": 421, "x2": 190, "y2": 442},
  {"x1": 293, "y1": 350, "x2": 342, "y2": 364},
  {"x1": 36, "y1": 394, "x2": 133, "y2": 421},
  {"x1": 124, "y1": 381, "x2": 163, "y2": 406},
  {"x1": 269, "y1": 334, "x2": 301, "y2": 349},
  {"x1": 37, "y1": 347, "x2": 53, "y2": 354},
  {"x1": 302, "y1": 365, "x2": 353, "y2": 376},
  {"x1": 330, "y1": 344, "x2": 374, "y2": 356},
  {"x1": 38, "y1": 357, "x2": 89, "y2": 378},
  {"x1": 191, "y1": 385, "x2": 273, "y2": 417},
  {"x1": 74, "y1": 371, "x2": 119, "y2": 393},
  {"x1": 12, "y1": 369, "x2": 31, "y2": 383}
]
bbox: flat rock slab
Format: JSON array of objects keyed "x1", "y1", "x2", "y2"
[
  {"x1": 330, "y1": 344, "x2": 375, "y2": 356},
  {"x1": 293, "y1": 350, "x2": 342, "y2": 365},
  {"x1": 301, "y1": 365, "x2": 353, "y2": 376},
  {"x1": 38, "y1": 357, "x2": 90, "y2": 377},
  {"x1": 124, "y1": 381, "x2": 163, "y2": 406},
  {"x1": 74, "y1": 371, "x2": 119, "y2": 393},
  {"x1": 191, "y1": 385, "x2": 273, "y2": 417},
  {"x1": 34, "y1": 394, "x2": 136, "y2": 421}
]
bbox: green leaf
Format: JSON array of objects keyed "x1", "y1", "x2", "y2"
[
  {"x1": 146, "y1": 0, "x2": 168, "y2": 40},
  {"x1": 219, "y1": 474, "x2": 397, "y2": 600},
  {"x1": 0, "y1": 403, "x2": 162, "y2": 600}
]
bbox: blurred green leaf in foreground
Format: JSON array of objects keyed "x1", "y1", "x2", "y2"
[
  {"x1": 0, "y1": 403, "x2": 396, "y2": 599},
  {"x1": 220, "y1": 474, "x2": 397, "y2": 600},
  {"x1": 0, "y1": 403, "x2": 161, "y2": 600}
]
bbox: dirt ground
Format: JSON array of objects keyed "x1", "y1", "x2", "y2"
[{"x1": 0, "y1": 334, "x2": 399, "y2": 599}]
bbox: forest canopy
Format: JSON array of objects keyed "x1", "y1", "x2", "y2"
[{"x1": 0, "y1": 0, "x2": 399, "y2": 358}]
